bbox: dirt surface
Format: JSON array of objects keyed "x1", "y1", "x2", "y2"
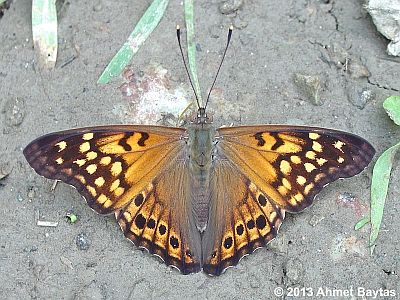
[{"x1": 1, "y1": 0, "x2": 399, "y2": 299}]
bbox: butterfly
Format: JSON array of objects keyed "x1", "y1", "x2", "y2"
[{"x1": 23, "y1": 27, "x2": 375, "y2": 276}]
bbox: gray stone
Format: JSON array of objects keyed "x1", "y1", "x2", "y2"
[
  {"x1": 219, "y1": 0, "x2": 243, "y2": 15},
  {"x1": 366, "y1": 0, "x2": 400, "y2": 56},
  {"x1": 293, "y1": 73, "x2": 324, "y2": 106}
]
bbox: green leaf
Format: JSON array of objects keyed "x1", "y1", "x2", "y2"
[
  {"x1": 0, "y1": 0, "x2": 7, "y2": 6},
  {"x1": 32, "y1": 0, "x2": 58, "y2": 68},
  {"x1": 369, "y1": 142, "x2": 400, "y2": 253},
  {"x1": 66, "y1": 213, "x2": 78, "y2": 224},
  {"x1": 98, "y1": 0, "x2": 169, "y2": 84},
  {"x1": 354, "y1": 216, "x2": 369, "y2": 231},
  {"x1": 383, "y1": 96, "x2": 400, "y2": 126},
  {"x1": 184, "y1": 0, "x2": 202, "y2": 105}
]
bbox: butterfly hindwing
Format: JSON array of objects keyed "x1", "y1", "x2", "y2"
[
  {"x1": 203, "y1": 160, "x2": 285, "y2": 275},
  {"x1": 115, "y1": 159, "x2": 202, "y2": 274},
  {"x1": 217, "y1": 125, "x2": 375, "y2": 213},
  {"x1": 23, "y1": 125, "x2": 186, "y2": 214}
]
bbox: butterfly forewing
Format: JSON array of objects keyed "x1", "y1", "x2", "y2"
[
  {"x1": 217, "y1": 125, "x2": 375, "y2": 213},
  {"x1": 23, "y1": 125, "x2": 186, "y2": 214}
]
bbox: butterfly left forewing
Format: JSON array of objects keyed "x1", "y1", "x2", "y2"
[
  {"x1": 23, "y1": 125, "x2": 186, "y2": 214},
  {"x1": 216, "y1": 125, "x2": 375, "y2": 212}
]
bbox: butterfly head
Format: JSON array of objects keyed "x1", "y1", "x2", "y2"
[{"x1": 191, "y1": 107, "x2": 213, "y2": 125}]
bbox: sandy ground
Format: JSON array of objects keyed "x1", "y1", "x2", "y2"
[{"x1": 1, "y1": 0, "x2": 399, "y2": 299}]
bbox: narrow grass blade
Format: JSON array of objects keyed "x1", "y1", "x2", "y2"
[
  {"x1": 32, "y1": 0, "x2": 58, "y2": 69},
  {"x1": 184, "y1": 0, "x2": 202, "y2": 105},
  {"x1": 383, "y1": 96, "x2": 400, "y2": 125},
  {"x1": 98, "y1": 0, "x2": 169, "y2": 84},
  {"x1": 354, "y1": 216, "x2": 369, "y2": 231},
  {"x1": 369, "y1": 142, "x2": 400, "y2": 253}
]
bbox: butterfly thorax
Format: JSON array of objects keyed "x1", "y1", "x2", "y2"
[{"x1": 187, "y1": 117, "x2": 214, "y2": 231}]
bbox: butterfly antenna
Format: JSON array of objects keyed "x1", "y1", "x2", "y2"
[
  {"x1": 204, "y1": 25, "x2": 233, "y2": 111},
  {"x1": 176, "y1": 25, "x2": 201, "y2": 109}
]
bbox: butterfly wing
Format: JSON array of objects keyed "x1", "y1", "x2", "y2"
[
  {"x1": 202, "y1": 159, "x2": 286, "y2": 275},
  {"x1": 24, "y1": 125, "x2": 202, "y2": 274},
  {"x1": 202, "y1": 125, "x2": 374, "y2": 275},
  {"x1": 217, "y1": 125, "x2": 375, "y2": 212}
]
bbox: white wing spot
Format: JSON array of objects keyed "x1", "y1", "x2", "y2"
[
  {"x1": 55, "y1": 141, "x2": 67, "y2": 152},
  {"x1": 83, "y1": 133, "x2": 94, "y2": 141}
]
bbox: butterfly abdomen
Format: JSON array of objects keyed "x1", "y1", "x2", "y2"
[{"x1": 188, "y1": 125, "x2": 214, "y2": 231}]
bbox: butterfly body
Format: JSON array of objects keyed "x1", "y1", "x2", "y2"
[{"x1": 24, "y1": 108, "x2": 375, "y2": 275}]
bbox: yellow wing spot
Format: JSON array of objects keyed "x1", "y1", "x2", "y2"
[
  {"x1": 304, "y1": 162, "x2": 317, "y2": 173},
  {"x1": 55, "y1": 157, "x2": 64, "y2": 165},
  {"x1": 312, "y1": 141, "x2": 323, "y2": 152},
  {"x1": 75, "y1": 175, "x2": 86, "y2": 184},
  {"x1": 100, "y1": 156, "x2": 112, "y2": 166},
  {"x1": 337, "y1": 156, "x2": 345, "y2": 163},
  {"x1": 94, "y1": 177, "x2": 105, "y2": 187},
  {"x1": 123, "y1": 211, "x2": 132, "y2": 222},
  {"x1": 316, "y1": 158, "x2": 328, "y2": 166},
  {"x1": 98, "y1": 194, "x2": 108, "y2": 204},
  {"x1": 288, "y1": 196, "x2": 298, "y2": 206},
  {"x1": 290, "y1": 155, "x2": 302, "y2": 164},
  {"x1": 73, "y1": 159, "x2": 86, "y2": 167},
  {"x1": 110, "y1": 179, "x2": 120, "y2": 192},
  {"x1": 111, "y1": 162, "x2": 122, "y2": 176},
  {"x1": 248, "y1": 182, "x2": 258, "y2": 194},
  {"x1": 278, "y1": 185, "x2": 289, "y2": 196},
  {"x1": 282, "y1": 178, "x2": 292, "y2": 190},
  {"x1": 294, "y1": 192, "x2": 304, "y2": 201},
  {"x1": 87, "y1": 186, "x2": 97, "y2": 197},
  {"x1": 55, "y1": 141, "x2": 67, "y2": 152},
  {"x1": 309, "y1": 133, "x2": 320, "y2": 140},
  {"x1": 79, "y1": 141, "x2": 90, "y2": 153},
  {"x1": 304, "y1": 183, "x2": 314, "y2": 195},
  {"x1": 315, "y1": 173, "x2": 326, "y2": 182},
  {"x1": 86, "y1": 151, "x2": 98, "y2": 160},
  {"x1": 296, "y1": 176, "x2": 307, "y2": 186},
  {"x1": 82, "y1": 133, "x2": 94, "y2": 140},
  {"x1": 114, "y1": 187, "x2": 125, "y2": 197},
  {"x1": 269, "y1": 211, "x2": 277, "y2": 222},
  {"x1": 86, "y1": 164, "x2": 97, "y2": 174},
  {"x1": 329, "y1": 167, "x2": 337, "y2": 174},
  {"x1": 306, "y1": 151, "x2": 316, "y2": 160},
  {"x1": 334, "y1": 140, "x2": 345, "y2": 152},
  {"x1": 103, "y1": 199, "x2": 113, "y2": 208},
  {"x1": 280, "y1": 160, "x2": 292, "y2": 175}
]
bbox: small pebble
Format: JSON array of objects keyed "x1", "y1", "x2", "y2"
[
  {"x1": 284, "y1": 258, "x2": 304, "y2": 285},
  {"x1": 3, "y1": 97, "x2": 26, "y2": 131},
  {"x1": 93, "y1": 0, "x2": 103, "y2": 12},
  {"x1": 76, "y1": 233, "x2": 90, "y2": 251},
  {"x1": 348, "y1": 59, "x2": 370, "y2": 78},
  {"x1": 219, "y1": 0, "x2": 243, "y2": 14},
  {"x1": 27, "y1": 186, "x2": 36, "y2": 198},
  {"x1": 293, "y1": 73, "x2": 323, "y2": 106}
]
